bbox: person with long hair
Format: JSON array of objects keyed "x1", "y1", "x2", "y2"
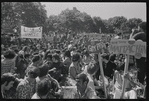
[
  {"x1": 69, "y1": 53, "x2": 82, "y2": 80},
  {"x1": 1, "y1": 73, "x2": 16, "y2": 99}
]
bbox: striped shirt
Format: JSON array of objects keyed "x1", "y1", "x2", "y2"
[{"x1": 1, "y1": 59, "x2": 15, "y2": 75}]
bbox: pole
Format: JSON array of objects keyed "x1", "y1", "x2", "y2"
[
  {"x1": 98, "y1": 53, "x2": 108, "y2": 99},
  {"x1": 120, "y1": 55, "x2": 129, "y2": 99}
]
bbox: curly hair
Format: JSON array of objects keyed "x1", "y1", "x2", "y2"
[
  {"x1": 1, "y1": 73, "x2": 16, "y2": 86},
  {"x1": 36, "y1": 78, "x2": 52, "y2": 97},
  {"x1": 3, "y1": 50, "x2": 16, "y2": 59}
]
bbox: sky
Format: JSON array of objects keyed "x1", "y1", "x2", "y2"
[{"x1": 41, "y1": 2, "x2": 146, "y2": 21}]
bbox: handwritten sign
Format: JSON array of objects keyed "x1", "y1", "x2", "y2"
[
  {"x1": 109, "y1": 39, "x2": 146, "y2": 59},
  {"x1": 87, "y1": 40, "x2": 106, "y2": 53},
  {"x1": 46, "y1": 35, "x2": 53, "y2": 42},
  {"x1": 88, "y1": 34, "x2": 102, "y2": 41},
  {"x1": 21, "y1": 26, "x2": 42, "y2": 38}
]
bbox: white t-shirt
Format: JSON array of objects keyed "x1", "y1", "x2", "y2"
[
  {"x1": 87, "y1": 74, "x2": 95, "y2": 91},
  {"x1": 31, "y1": 93, "x2": 40, "y2": 99},
  {"x1": 82, "y1": 65, "x2": 95, "y2": 92}
]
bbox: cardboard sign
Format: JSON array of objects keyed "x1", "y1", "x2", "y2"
[
  {"x1": 47, "y1": 35, "x2": 53, "y2": 42},
  {"x1": 87, "y1": 40, "x2": 106, "y2": 53},
  {"x1": 109, "y1": 39, "x2": 146, "y2": 59},
  {"x1": 88, "y1": 34, "x2": 102, "y2": 41},
  {"x1": 21, "y1": 26, "x2": 42, "y2": 39}
]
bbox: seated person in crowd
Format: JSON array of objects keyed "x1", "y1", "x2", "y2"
[
  {"x1": 63, "y1": 50, "x2": 71, "y2": 75},
  {"x1": 113, "y1": 63, "x2": 138, "y2": 99},
  {"x1": 36, "y1": 63, "x2": 49, "y2": 83},
  {"x1": 1, "y1": 50, "x2": 16, "y2": 75},
  {"x1": 36, "y1": 63, "x2": 61, "y2": 92},
  {"x1": 15, "y1": 54, "x2": 29, "y2": 79},
  {"x1": 69, "y1": 53, "x2": 82, "y2": 80},
  {"x1": 51, "y1": 53, "x2": 67, "y2": 82},
  {"x1": 86, "y1": 62, "x2": 103, "y2": 92},
  {"x1": 25, "y1": 54, "x2": 42, "y2": 74},
  {"x1": 43, "y1": 50, "x2": 53, "y2": 69},
  {"x1": 1, "y1": 73, "x2": 16, "y2": 99},
  {"x1": 101, "y1": 53, "x2": 117, "y2": 80},
  {"x1": 76, "y1": 73, "x2": 100, "y2": 99},
  {"x1": 32, "y1": 78, "x2": 58, "y2": 99},
  {"x1": 5, "y1": 77, "x2": 21, "y2": 99},
  {"x1": 82, "y1": 50, "x2": 92, "y2": 65},
  {"x1": 16, "y1": 66, "x2": 39, "y2": 99}
]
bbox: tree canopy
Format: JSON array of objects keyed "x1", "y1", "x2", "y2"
[{"x1": 1, "y1": 2, "x2": 143, "y2": 35}]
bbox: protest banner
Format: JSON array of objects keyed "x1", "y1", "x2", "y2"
[
  {"x1": 21, "y1": 26, "x2": 42, "y2": 39},
  {"x1": 109, "y1": 38, "x2": 146, "y2": 59},
  {"x1": 109, "y1": 38, "x2": 146, "y2": 99}
]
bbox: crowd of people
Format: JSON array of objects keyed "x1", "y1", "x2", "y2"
[{"x1": 1, "y1": 22, "x2": 146, "y2": 99}]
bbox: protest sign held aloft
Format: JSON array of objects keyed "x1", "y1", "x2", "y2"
[
  {"x1": 21, "y1": 26, "x2": 42, "y2": 39},
  {"x1": 109, "y1": 38, "x2": 146, "y2": 59},
  {"x1": 87, "y1": 40, "x2": 106, "y2": 53},
  {"x1": 88, "y1": 34, "x2": 102, "y2": 41}
]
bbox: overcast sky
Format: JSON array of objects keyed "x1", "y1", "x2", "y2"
[{"x1": 41, "y1": 2, "x2": 146, "y2": 21}]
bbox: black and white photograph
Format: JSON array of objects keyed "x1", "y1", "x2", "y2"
[{"x1": 1, "y1": 2, "x2": 146, "y2": 99}]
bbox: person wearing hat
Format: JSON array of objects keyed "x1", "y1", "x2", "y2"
[
  {"x1": 68, "y1": 53, "x2": 82, "y2": 80},
  {"x1": 76, "y1": 73, "x2": 99, "y2": 99}
]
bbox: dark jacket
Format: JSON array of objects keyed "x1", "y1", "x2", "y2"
[
  {"x1": 104, "y1": 61, "x2": 117, "y2": 79},
  {"x1": 132, "y1": 32, "x2": 146, "y2": 84}
]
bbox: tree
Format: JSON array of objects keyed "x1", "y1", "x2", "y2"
[
  {"x1": 46, "y1": 15, "x2": 60, "y2": 32},
  {"x1": 1, "y1": 2, "x2": 47, "y2": 34},
  {"x1": 126, "y1": 18, "x2": 142, "y2": 30},
  {"x1": 120, "y1": 22, "x2": 130, "y2": 34},
  {"x1": 1, "y1": 2, "x2": 17, "y2": 33},
  {"x1": 14, "y1": 2, "x2": 47, "y2": 27},
  {"x1": 92, "y1": 17, "x2": 107, "y2": 33},
  {"x1": 108, "y1": 16, "x2": 127, "y2": 32},
  {"x1": 102, "y1": 19, "x2": 115, "y2": 34},
  {"x1": 58, "y1": 8, "x2": 83, "y2": 33}
]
